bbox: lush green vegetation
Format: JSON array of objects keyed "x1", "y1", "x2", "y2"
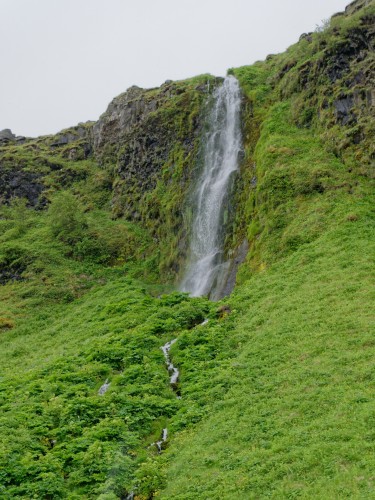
[
  {"x1": 161, "y1": 192, "x2": 374, "y2": 498},
  {"x1": 0, "y1": 1, "x2": 374, "y2": 498}
]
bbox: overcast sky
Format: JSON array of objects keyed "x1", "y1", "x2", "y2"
[{"x1": 1, "y1": 0, "x2": 350, "y2": 137}]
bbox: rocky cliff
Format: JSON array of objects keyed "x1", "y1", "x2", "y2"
[
  {"x1": 91, "y1": 76, "x2": 222, "y2": 275},
  {"x1": 0, "y1": 75, "x2": 222, "y2": 278}
]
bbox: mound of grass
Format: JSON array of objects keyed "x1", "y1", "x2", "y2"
[{"x1": 160, "y1": 208, "x2": 374, "y2": 498}]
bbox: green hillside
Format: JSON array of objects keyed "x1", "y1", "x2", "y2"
[{"x1": 0, "y1": 0, "x2": 374, "y2": 498}]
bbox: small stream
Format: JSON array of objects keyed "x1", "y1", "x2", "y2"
[
  {"x1": 98, "y1": 379, "x2": 110, "y2": 395},
  {"x1": 161, "y1": 338, "x2": 180, "y2": 395},
  {"x1": 148, "y1": 339, "x2": 181, "y2": 455},
  {"x1": 150, "y1": 427, "x2": 168, "y2": 454}
]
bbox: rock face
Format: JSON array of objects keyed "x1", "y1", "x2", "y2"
[
  {"x1": 0, "y1": 129, "x2": 26, "y2": 145},
  {"x1": 0, "y1": 75, "x2": 218, "y2": 276},
  {"x1": 322, "y1": 26, "x2": 374, "y2": 85},
  {"x1": 93, "y1": 86, "x2": 157, "y2": 152},
  {"x1": 334, "y1": 95, "x2": 355, "y2": 125},
  {"x1": 91, "y1": 77, "x2": 221, "y2": 274},
  {"x1": 92, "y1": 79, "x2": 217, "y2": 201},
  {"x1": 92, "y1": 84, "x2": 176, "y2": 197},
  {"x1": 0, "y1": 120, "x2": 95, "y2": 207},
  {"x1": 89, "y1": 78, "x2": 219, "y2": 256},
  {"x1": 0, "y1": 167, "x2": 45, "y2": 207},
  {"x1": 317, "y1": 8, "x2": 374, "y2": 150},
  {"x1": 50, "y1": 125, "x2": 88, "y2": 148},
  {"x1": 219, "y1": 239, "x2": 249, "y2": 299}
]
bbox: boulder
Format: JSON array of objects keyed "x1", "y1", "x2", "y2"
[
  {"x1": 0, "y1": 129, "x2": 16, "y2": 144},
  {"x1": 299, "y1": 32, "x2": 313, "y2": 43}
]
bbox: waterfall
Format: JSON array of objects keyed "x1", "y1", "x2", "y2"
[{"x1": 180, "y1": 75, "x2": 242, "y2": 300}]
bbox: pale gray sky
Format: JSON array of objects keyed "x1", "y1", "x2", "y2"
[{"x1": 1, "y1": 0, "x2": 350, "y2": 137}]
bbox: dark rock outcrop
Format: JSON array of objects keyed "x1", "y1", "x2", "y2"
[
  {"x1": 92, "y1": 78, "x2": 219, "y2": 222},
  {"x1": 0, "y1": 167, "x2": 45, "y2": 207},
  {"x1": 299, "y1": 32, "x2": 313, "y2": 43},
  {"x1": 218, "y1": 239, "x2": 249, "y2": 299},
  {"x1": 50, "y1": 124, "x2": 90, "y2": 148},
  {"x1": 334, "y1": 94, "x2": 356, "y2": 125},
  {"x1": 92, "y1": 85, "x2": 158, "y2": 155},
  {"x1": 0, "y1": 268, "x2": 25, "y2": 285},
  {"x1": 322, "y1": 25, "x2": 373, "y2": 84}
]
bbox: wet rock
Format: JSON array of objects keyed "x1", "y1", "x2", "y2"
[
  {"x1": 149, "y1": 428, "x2": 168, "y2": 454},
  {"x1": 161, "y1": 339, "x2": 180, "y2": 394},
  {"x1": 199, "y1": 318, "x2": 209, "y2": 326},
  {"x1": 334, "y1": 94, "x2": 355, "y2": 125},
  {"x1": 218, "y1": 239, "x2": 249, "y2": 299}
]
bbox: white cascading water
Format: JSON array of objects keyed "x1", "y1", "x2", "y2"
[{"x1": 180, "y1": 75, "x2": 242, "y2": 300}]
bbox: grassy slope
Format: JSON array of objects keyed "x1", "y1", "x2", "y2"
[
  {"x1": 161, "y1": 210, "x2": 374, "y2": 498},
  {"x1": 0, "y1": 247, "x2": 213, "y2": 497},
  {"x1": 0, "y1": 74, "x2": 222, "y2": 498},
  {"x1": 0, "y1": 134, "x2": 210, "y2": 497}
]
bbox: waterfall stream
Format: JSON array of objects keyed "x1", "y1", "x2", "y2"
[
  {"x1": 161, "y1": 338, "x2": 180, "y2": 395},
  {"x1": 98, "y1": 379, "x2": 110, "y2": 395},
  {"x1": 180, "y1": 75, "x2": 242, "y2": 300}
]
